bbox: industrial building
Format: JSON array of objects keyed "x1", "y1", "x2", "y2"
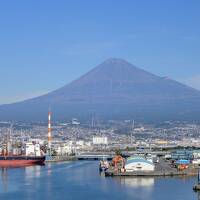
[{"x1": 125, "y1": 156, "x2": 155, "y2": 172}]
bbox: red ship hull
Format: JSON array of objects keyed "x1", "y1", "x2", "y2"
[{"x1": 0, "y1": 156, "x2": 46, "y2": 167}]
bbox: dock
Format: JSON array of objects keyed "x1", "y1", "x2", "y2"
[
  {"x1": 105, "y1": 169, "x2": 198, "y2": 177},
  {"x1": 45, "y1": 155, "x2": 77, "y2": 162},
  {"x1": 105, "y1": 158, "x2": 199, "y2": 177}
]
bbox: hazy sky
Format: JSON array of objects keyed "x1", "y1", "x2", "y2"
[{"x1": 0, "y1": 0, "x2": 200, "y2": 104}]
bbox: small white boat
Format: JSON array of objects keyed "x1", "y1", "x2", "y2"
[{"x1": 99, "y1": 160, "x2": 109, "y2": 172}]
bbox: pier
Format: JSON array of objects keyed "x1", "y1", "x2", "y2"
[
  {"x1": 45, "y1": 155, "x2": 76, "y2": 162},
  {"x1": 105, "y1": 169, "x2": 198, "y2": 177},
  {"x1": 105, "y1": 158, "x2": 199, "y2": 177}
]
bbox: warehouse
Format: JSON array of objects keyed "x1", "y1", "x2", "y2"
[{"x1": 125, "y1": 156, "x2": 155, "y2": 172}]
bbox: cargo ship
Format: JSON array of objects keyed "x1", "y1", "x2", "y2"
[
  {"x1": 0, "y1": 140, "x2": 45, "y2": 167},
  {"x1": 0, "y1": 155, "x2": 45, "y2": 167}
]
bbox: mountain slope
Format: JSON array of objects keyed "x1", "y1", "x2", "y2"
[{"x1": 1, "y1": 58, "x2": 200, "y2": 121}]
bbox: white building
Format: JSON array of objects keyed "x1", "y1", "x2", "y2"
[
  {"x1": 193, "y1": 150, "x2": 200, "y2": 159},
  {"x1": 125, "y1": 156, "x2": 155, "y2": 172},
  {"x1": 55, "y1": 144, "x2": 73, "y2": 155},
  {"x1": 67, "y1": 140, "x2": 74, "y2": 146},
  {"x1": 76, "y1": 140, "x2": 84, "y2": 146},
  {"x1": 92, "y1": 136, "x2": 108, "y2": 145},
  {"x1": 72, "y1": 118, "x2": 80, "y2": 125}
]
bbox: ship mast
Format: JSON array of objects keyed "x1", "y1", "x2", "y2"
[{"x1": 5, "y1": 123, "x2": 13, "y2": 156}]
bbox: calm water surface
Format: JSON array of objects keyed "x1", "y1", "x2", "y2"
[{"x1": 0, "y1": 161, "x2": 199, "y2": 200}]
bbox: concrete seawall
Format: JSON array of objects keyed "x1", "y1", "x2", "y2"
[{"x1": 45, "y1": 156, "x2": 77, "y2": 162}]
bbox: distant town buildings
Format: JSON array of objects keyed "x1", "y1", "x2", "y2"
[
  {"x1": 0, "y1": 120, "x2": 200, "y2": 156},
  {"x1": 92, "y1": 136, "x2": 108, "y2": 145}
]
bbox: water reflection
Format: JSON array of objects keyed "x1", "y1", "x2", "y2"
[
  {"x1": 25, "y1": 165, "x2": 42, "y2": 181},
  {"x1": 0, "y1": 168, "x2": 8, "y2": 192},
  {"x1": 119, "y1": 177, "x2": 154, "y2": 188},
  {"x1": 0, "y1": 165, "x2": 45, "y2": 193},
  {"x1": 116, "y1": 177, "x2": 155, "y2": 199},
  {"x1": 197, "y1": 192, "x2": 200, "y2": 200}
]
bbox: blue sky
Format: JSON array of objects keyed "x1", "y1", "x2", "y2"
[{"x1": 0, "y1": 0, "x2": 200, "y2": 104}]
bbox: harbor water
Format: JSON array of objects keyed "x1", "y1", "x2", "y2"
[{"x1": 0, "y1": 161, "x2": 199, "y2": 200}]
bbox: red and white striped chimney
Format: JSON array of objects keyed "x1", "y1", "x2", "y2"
[{"x1": 48, "y1": 109, "x2": 52, "y2": 148}]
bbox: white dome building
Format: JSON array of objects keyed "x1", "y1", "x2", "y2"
[{"x1": 125, "y1": 156, "x2": 155, "y2": 172}]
